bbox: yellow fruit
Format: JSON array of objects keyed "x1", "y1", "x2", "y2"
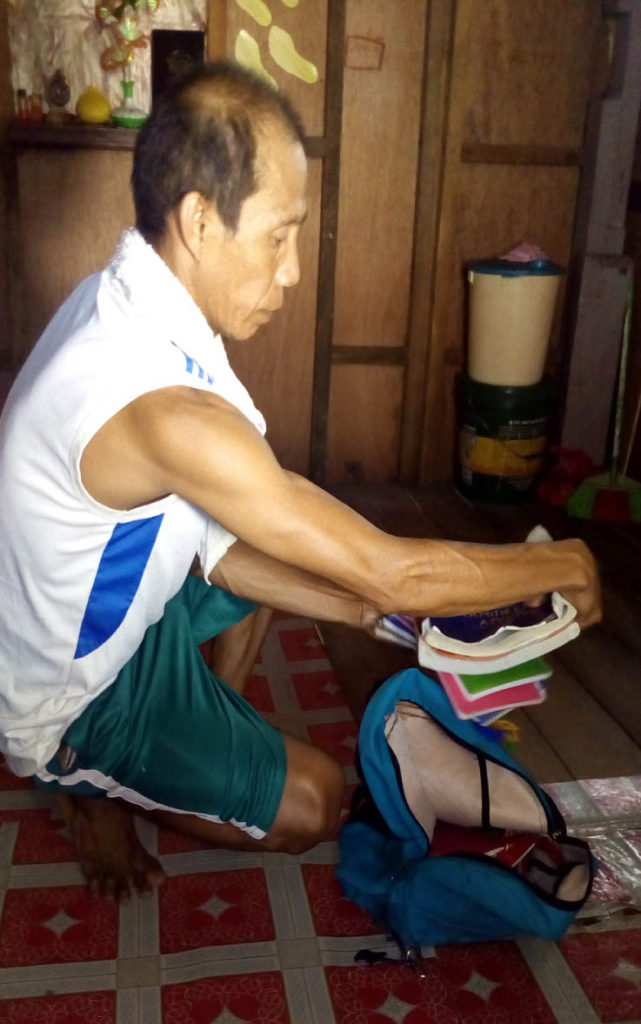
[{"x1": 76, "y1": 86, "x2": 111, "y2": 124}]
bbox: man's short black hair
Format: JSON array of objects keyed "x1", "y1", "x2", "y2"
[{"x1": 132, "y1": 60, "x2": 305, "y2": 244}]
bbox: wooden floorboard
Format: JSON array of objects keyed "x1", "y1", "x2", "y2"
[
  {"x1": 503, "y1": 710, "x2": 573, "y2": 783},
  {"x1": 525, "y1": 655, "x2": 641, "y2": 778},
  {"x1": 554, "y1": 629, "x2": 641, "y2": 749},
  {"x1": 322, "y1": 482, "x2": 641, "y2": 784}
]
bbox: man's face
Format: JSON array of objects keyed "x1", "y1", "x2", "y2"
[{"x1": 194, "y1": 123, "x2": 308, "y2": 341}]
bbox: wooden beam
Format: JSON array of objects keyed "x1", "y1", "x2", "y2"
[
  {"x1": 561, "y1": 254, "x2": 632, "y2": 464},
  {"x1": 331, "y1": 346, "x2": 407, "y2": 365},
  {"x1": 561, "y1": 1, "x2": 641, "y2": 463},
  {"x1": 206, "y1": 0, "x2": 227, "y2": 60},
  {"x1": 303, "y1": 136, "x2": 327, "y2": 160},
  {"x1": 309, "y1": 0, "x2": 346, "y2": 484},
  {"x1": 4, "y1": 143, "x2": 27, "y2": 367},
  {"x1": 571, "y1": 2, "x2": 641, "y2": 257},
  {"x1": 461, "y1": 142, "x2": 580, "y2": 166},
  {"x1": 398, "y1": 0, "x2": 456, "y2": 482}
]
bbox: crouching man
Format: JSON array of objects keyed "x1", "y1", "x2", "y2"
[{"x1": 0, "y1": 61, "x2": 601, "y2": 900}]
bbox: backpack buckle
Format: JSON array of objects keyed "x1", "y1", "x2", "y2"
[{"x1": 354, "y1": 942, "x2": 426, "y2": 976}]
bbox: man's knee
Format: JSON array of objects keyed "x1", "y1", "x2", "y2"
[
  {"x1": 265, "y1": 747, "x2": 345, "y2": 855},
  {"x1": 294, "y1": 755, "x2": 345, "y2": 852}
]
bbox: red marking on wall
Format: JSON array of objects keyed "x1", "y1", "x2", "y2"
[{"x1": 344, "y1": 35, "x2": 385, "y2": 70}]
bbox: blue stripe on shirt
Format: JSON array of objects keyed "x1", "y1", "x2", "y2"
[
  {"x1": 74, "y1": 515, "x2": 164, "y2": 658},
  {"x1": 170, "y1": 341, "x2": 213, "y2": 386}
]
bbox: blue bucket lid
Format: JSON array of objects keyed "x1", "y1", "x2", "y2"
[{"x1": 467, "y1": 257, "x2": 563, "y2": 277}]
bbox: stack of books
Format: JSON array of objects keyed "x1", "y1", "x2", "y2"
[
  {"x1": 374, "y1": 591, "x2": 579, "y2": 723},
  {"x1": 435, "y1": 655, "x2": 552, "y2": 723},
  {"x1": 419, "y1": 591, "x2": 579, "y2": 674}
]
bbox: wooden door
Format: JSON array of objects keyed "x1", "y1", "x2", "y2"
[
  {"x1": 215, "y1": 0, "x2": 429, "y2": 484},
  {"x1": 325, "y1": 0, "x2": 427, "y2": 484}
]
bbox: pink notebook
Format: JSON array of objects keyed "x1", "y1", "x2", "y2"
[{"x1": 437, "y1": 671, "x2": 546, "y2": 718}]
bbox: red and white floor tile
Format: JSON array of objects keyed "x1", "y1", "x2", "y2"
[{"x1": 1, "y1": 615, "x2": 640, "y2": 1023}]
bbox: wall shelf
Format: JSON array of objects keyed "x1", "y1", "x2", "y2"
[
  {"x1": 8, "y1": 120, "x2": 138, "y2": 151},
  {"x1": 8, "y1": 120, "x2": 326, "y2": 159}
]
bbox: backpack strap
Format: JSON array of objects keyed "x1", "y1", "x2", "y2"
[{"x1": 478, "y1": 753, "x2": 491, "y2": 830}]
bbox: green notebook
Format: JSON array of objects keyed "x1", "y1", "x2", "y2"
[{"x1": 458, "y1": 656, "x2": 552, "y2": 697}]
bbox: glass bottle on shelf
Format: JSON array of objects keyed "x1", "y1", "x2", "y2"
[{"x1": 111, "y1": 61, "x2": 147, "y2": 129}]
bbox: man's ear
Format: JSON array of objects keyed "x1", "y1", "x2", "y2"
[{"x1": 176, "y1": 191, "x2": 223, "y2": 260}]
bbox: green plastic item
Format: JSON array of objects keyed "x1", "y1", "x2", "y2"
[{"x1": 112, "y1": 79, "x2": 147, "y2": 129}]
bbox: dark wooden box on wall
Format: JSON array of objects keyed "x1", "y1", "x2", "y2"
[{"x1": 151, "y1": 29, "x2": 206, "y2": 105}]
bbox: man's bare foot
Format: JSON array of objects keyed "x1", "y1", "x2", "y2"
[{"x1": 56, "y1": 793, "x2": 166, "y2": 901}]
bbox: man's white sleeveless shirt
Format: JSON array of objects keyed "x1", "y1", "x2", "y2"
[{"x1": 0, "y1": 229, "x2": 266, "y2": 776}]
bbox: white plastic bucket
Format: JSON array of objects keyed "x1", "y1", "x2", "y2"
[{"x1": 467, "y1": 258, "x2": 563, "y2": 386}]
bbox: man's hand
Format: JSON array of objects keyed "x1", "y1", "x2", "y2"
[{"x1": 556, "y1": 538, "x2": 602, "y2": 630}]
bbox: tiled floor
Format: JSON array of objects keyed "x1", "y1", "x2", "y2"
[{"x1": 0, "y1": 614, "x2": 640, "y2": 1023}]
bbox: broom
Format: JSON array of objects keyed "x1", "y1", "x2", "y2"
[{"x1": 567, "y1": 277, "x2": 641, "y2": 522}]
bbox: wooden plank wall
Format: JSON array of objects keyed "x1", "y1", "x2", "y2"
[
  {"x1": 317, "y1": 0, "x2": 607, "y2": 487},
  {"x1": 13, "y1": 149, "x2": 134, "y2": 364},
  {"x1": 415, "y1": 0, "x2": 607, "y2": 483},
  {"x1": 4, "y1": 1, "x2": 612, "y2": 488},
  {"x1": 6, "y1": 0, "x2": 330, "y2": 476}
]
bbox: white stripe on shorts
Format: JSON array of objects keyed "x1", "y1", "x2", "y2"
[{"x1": 36, "y1": 763, "x2": 267, "y2": 840}]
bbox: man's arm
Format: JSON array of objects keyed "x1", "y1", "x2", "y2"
[
  {"x1": 208, "y1": 539, "x2": 380, "y2": 630},
  {"x1": 80, "y1": 387, "x2": 601, "y2": 627}
]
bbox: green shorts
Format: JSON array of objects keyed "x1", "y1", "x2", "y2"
[{"x1": 36, "y1": 577, "x2": 287, "y2": 839}]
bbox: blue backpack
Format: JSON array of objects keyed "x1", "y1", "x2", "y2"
[{"x1": 336, "y1": 669, "x2": 595, "y2": 965}]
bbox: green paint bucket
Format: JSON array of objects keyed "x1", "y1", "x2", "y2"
[{"x1": 457, "y1": 375, "x2": 555, "y2": 502}]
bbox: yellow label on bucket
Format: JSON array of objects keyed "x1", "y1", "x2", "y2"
[{"x1": 459, "y1": 429, "x2": 546, "y2": 478}]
